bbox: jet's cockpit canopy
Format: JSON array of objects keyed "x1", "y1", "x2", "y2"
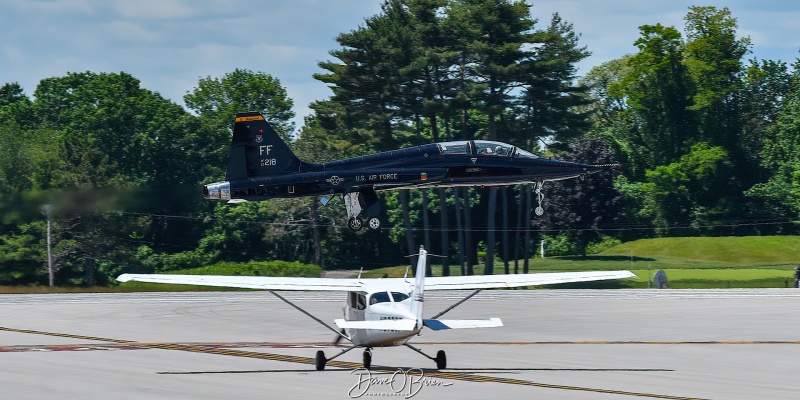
[
  {"x1": 474, "y1": 140, "x2": 514, "y2": 156},
  {"x1": 436, "y1": 140, "x2": 537, "y2": 158},
  {"x1": 513, "y1": 147, "x2": 539, "y2": 159},
  {"x1": 437, "y1": 141, "x2": 472, "y2": 155}
]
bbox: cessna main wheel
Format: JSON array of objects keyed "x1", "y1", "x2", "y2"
[
  {"x1": 348, "y1": 217, "x2": 363, "y2": 231},
  {"x1": 316, "y1": 350, "x2": 327, "y2": 371},
  {"x1": 367, "y1": 217, "x2": 381, "y2": 231},
  {"x1": 435, "y1": 350, "x2": 446, "y2": 369}
]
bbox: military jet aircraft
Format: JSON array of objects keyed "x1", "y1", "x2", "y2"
[
  {"x1": 203, "y1": 112, "x2": 607, "y2": 231},
  {"x1": 117, "y1": 246, "x2": 635, "y2": 370}
]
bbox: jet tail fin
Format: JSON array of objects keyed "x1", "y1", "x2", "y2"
[{"x1": 226, "y1": 112, "x2": 301, "y2": 180}]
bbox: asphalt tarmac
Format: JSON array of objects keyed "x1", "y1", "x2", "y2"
[{"x1": 1, "y1": 289, "x2": 799, "y2": 399}]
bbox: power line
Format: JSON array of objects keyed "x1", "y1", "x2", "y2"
[{"x1": 106, "y1": 210, "x2": 799, "y2": 234}]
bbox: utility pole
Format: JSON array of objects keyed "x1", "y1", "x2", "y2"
[{"x1": 42, "y1": 205, "x2": 54, "y2": 287}]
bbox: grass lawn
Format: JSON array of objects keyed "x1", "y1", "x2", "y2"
[
  {"x1": 362, "y1": 236, "x2": 800, "y2": 289},
  {"x1": 0, "y1": 282, "x2": 251, "y2": 294},
  {"x1": 599, "y1": 236, "x2": 800, "y2": 267},
  {"x1": 4, "y1": 236, "x2": 799, "y2": 292}
]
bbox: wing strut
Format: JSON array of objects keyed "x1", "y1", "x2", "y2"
[
  {"x1": 269, "y1": 291, "x2": 351, "y2": 344},
  {"x1": 429, "y1": 289, "x2": 483, "y2": 320}
]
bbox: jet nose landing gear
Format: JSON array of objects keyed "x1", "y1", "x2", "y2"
[{"x1": 534, "y1": 181, "x2": 545, "y2": 217}]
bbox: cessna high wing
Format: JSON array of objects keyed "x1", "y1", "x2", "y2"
[
  {"x1": 117, "y1": 248, "x2": 635, "y2": 370},
  {"x1": 203, "y1": 112, "x2": 610, "y2": 231}
]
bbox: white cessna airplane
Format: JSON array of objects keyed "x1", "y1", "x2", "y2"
[{"x1": 117, "y1": 248, "x2": 634, "y2": 371}]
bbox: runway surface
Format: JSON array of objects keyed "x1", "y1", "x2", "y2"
[{"x1": 1, "y1": 289, "x2": 800, "y2": 399}]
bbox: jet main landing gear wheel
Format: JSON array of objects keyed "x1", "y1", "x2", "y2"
[
  {"x1": 348, "y1": 217, "x2": 363, "y2": 231},
  {"x1": 367, "y1": 217, "x2": 381, "y2": 231},
  {"x1": 315, "y1": 350, "x2": 327, "y2": 371}
]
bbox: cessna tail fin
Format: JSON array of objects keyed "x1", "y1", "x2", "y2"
[
  {"x1": 226, "y1": 112, "x2": 301, "y2": 180},
  {"x1": 410, "y1": 246, "x2": 426, "y2": 329}
]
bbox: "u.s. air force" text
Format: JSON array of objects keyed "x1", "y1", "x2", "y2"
[{"x1": 355, "y1": 174, "x2": 398, "y2": 182}]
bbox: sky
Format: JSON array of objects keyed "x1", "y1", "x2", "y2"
[{"x1": 2, "y1": 0, "x2": 800, "y2": 132}]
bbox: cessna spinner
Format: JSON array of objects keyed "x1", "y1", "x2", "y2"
[
  {"x1": 203, "y1": 112, "x2": 608, "y2": 231},
  {"x1": 117, "y1": 247, "x2": 635, "y2": 370}
]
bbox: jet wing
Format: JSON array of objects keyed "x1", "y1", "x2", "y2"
[
  {"x1": 116, "y1": 274, "x2": 363, "y2": 291},
  {"x1": 423, "y1": 270, "x2": 636, "y2": 290}
]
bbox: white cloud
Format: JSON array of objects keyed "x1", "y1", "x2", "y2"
[
  {"x1": 101, "y1": 21, "x2": 162, "y2": 43},
  {"x1": 110, "y1": 0, "x2": 198, "y2": 19},
  {"x1": 2, "y1": 0, "x2": 96, "y2": 15},
  {"x1": 3, "y1": 0, "x2": 800, "y2": 131}
]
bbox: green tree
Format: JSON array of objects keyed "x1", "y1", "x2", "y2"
[
  {"x1": 315, "y1": 0, "x2": 417, "y2": 151},
  {"x1": 616, "y1": 23, "x2": 696, "y2": 168},
  {"x1": 184, "y1": 68, "x2": 295, "y2": 141},
  {"x1": 0, "y1": 223, "x2": 45, "y2": 285},
  {"x1": 537, "y1": 138, "x2": 623, "y2": 256},
  {"x1": 516, "y1": 13, "x2": 591, "y2": 148},
  {"x1": 683, "y1": 6, "x2": 751, "y2": 181},
  {"x1": 746, "y1": 70, "x2": 800, "y2": 220},
  {"x1": 446, "y1": 0, "x2": 537, "y2": 141},
  {"x1": 642, "y1": 143, "x2": 734, "y2": 234},
  {"x1": 739, "y1": 59, "x2": 792, "y2": 183},
  {"x1": 0, "y1": 82, "x2": 27, "y2": 107}
]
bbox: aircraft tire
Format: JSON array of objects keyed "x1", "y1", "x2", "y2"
[
  {"x1": 363, "y1": 349, "x2": 372, "y2": 369},
  {"x1": 435, "y1": 350, "x2": 446, "y2": 370},
  {"x1": 367, "y1": 217, "x2": 381, "y2": 231},
  {"x1": 348, "y1": 217, "x2": 363, "y2": 231},
  {"x1": 315, "y1": 350, "x2": 326, "y2": 371}
]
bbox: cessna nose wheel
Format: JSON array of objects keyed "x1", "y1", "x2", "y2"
[{"x1": 363, "y1": 348, "x2": 372, "y2": 369}]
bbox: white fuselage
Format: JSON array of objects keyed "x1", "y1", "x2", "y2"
[{"x1": 343, "y1": 284, "x2": 421, "y2": 347}]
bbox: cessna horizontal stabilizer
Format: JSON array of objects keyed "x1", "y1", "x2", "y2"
[
  {"x1": 423, "y1": 318, "x2": 503, "y2": 331},
  {"x1": 334, "y1": 319, "x2": 417, "y2": 331}
]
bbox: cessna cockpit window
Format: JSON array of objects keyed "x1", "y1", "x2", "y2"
[
  {"x1": 474, "y1": 141, "x2": 514, "y2": 157},
  {"x1": 514, "y1": 148, "x2": 539, "y2": 159},
  {"x1": 369, "y1": 291, "x2": 392, "y2": 305},
  {"x1": 391, "y1": 292, "x2": 409, "y2": 302},
  {"x1": 437, "y1": 141, "x2": 471, "y2": 155}
]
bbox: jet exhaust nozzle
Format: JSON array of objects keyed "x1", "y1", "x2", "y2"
[{"x1": 203, "y1": 181, "x2": 231, "y2": 201}]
